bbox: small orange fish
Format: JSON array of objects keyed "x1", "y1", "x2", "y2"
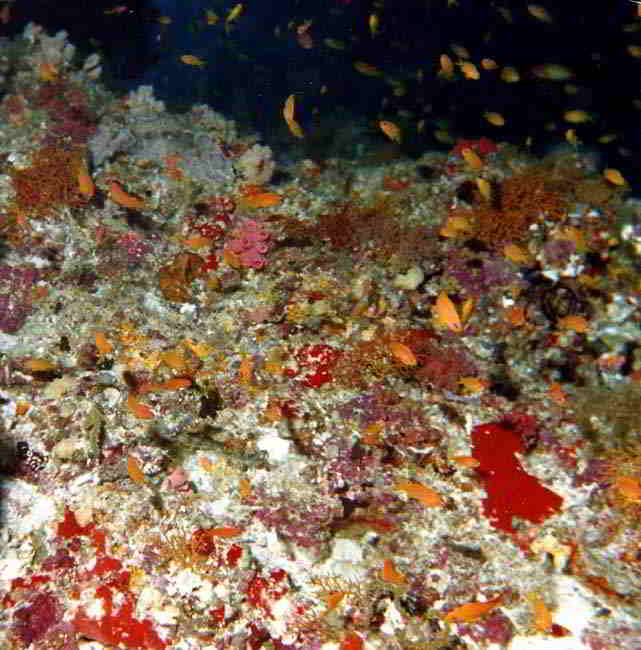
[
  {"x1": 127, "y1": 394, "x2": 155, "y2": 419},
  {"x1": 396, "y1": 480, "x2": 443, "y2": 507},
  {"x1": 180, "y1": 54, "x2": 206, "y2": 67},
  {"x1": 434, "y1": 291, "x2": 463, "y2": 333},
  {"x1": 381, "y1": 558, "x2": 406, "y2": 585},
  {"x1": 94, "y1": 330, "x2": 113, "y2": 356},
  {"x1": 238, "y1": 357, "x2": 253, "y2": 384},
  {"x1": 439, "y1": 54, "x2": 455, "y2": 77},
  {"x1": 565, "y1": 128, "x2": 580, "y2": 146},
  {"x1": 353, "y1": 61, "x2": 381, "y2": 76},
  {"x1": 557, "y1": 314, "x2": 589, "y2": 333},
  {"x1": 563, "y1": 109, "x2": 591, "y2": 123},
  {"x1": 323, "y1": 591, "x2": 346, "y2": 611},
  {"x1": 527, "y1": 4, "x2": 554, "y2": 22},
  {"x1": 614, "y1": 475, "x2": 641, "y2": 504},
  {"x1": 16, "y1": 402, "x2": 31, "y2": 416},
  {"x1": 528, "y1": 592, "x2": 553, "y2": 633},
  {"x1": 459, "y1": 61, "x2": 480, "y2": 80},
  {"x1": 209, "y1": 526, "x2": 244, "y2": 538},
  {"x1": 127, "y1": 454, "x2": 147, "y2": 486},
  {"x1": 225, "y1": 3, "x2": 243, "y2": 27},
  {"x1": 183, "y1": 235, "x2": 213, "y2": 249},
  {"x1": 108, "y1": 181, "x2": 146, "y2": 210},
  {"x1": 77, "y1": 162, "x2": 95, "y2": 200},
  {"x1": 283, "y1": 94, "x2": 304, "y2": 138},
  {"x1": 603, "y1": 168, "x2": 626, "y2": 186},
  {"x1": 547, "y1": 382, "x2": 567, "y2": 405},
  {"x1": 451, "y1": 455, "x2": 481, "y2": 468},
  {"x1": 38, "y1": 62, "x2": 59, "y2": 82},
  {"x1": 444, "y1": 595, "x2": 503, "y2": 623},
  {"x1": 161, "y1": 377, "x2": 192, "y2": 391},
  {"x1": 23, "y1": 359, "x2": 57, "y2": 372},
  {"x1": 484, "y1": 111, "x2": 505, "y2": 126},
  {"x1": 460, "y1": 296, "x2": 475, "y2": 324},
  {"x1": 241, "y1": 192, "x2": 283, "y2": 208},
  {"x1": 379, "y1": 120, "x2": 401, "y2": 143},
  {"x1": 458, "y1": 376, "x2": 488, "y2": 394},
  {"x1": 503, "y1": 243, "x2": 530, "y2": 263},
  {"x1": 388, "y1": 341, "x2": 417, "y2": 366},
  {"x1": 440, "y1": 214, "x2": 474, "y2": 238},
  {"x1": 239, "y1": 477, "x2": 252, "y2": 499}
]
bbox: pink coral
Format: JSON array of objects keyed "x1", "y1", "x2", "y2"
[{"x1": 226, "y1": 219, "x2": 271, "y2": 269}]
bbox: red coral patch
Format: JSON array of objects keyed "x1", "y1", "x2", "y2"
[{"x1": 471, "y1": 423, "x2": 563, "y2": 533}]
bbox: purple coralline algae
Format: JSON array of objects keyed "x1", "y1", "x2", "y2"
[{"x1": 0, "y1": 264, "x2": 39, "y2": 333}]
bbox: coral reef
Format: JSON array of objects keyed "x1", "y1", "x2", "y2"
[{"x1": 1, "y1": 21, "x2": 641, "y2": 650}]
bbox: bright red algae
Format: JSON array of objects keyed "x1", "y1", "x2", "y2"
[
  {"x1": 471, "y1": 423, "x2": 563, "y2": 533},
  {"x1": 55, "y1": 508, "x2": 168, "y2": 649}
]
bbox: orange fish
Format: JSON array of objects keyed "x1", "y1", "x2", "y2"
[
  {"x1": 23, "y1": 359, "x2": 57, "y2": 372},
  {"x1": 557, "y1": 314, "x2": 589, "y2": 333},
  {"x1": 381, "y1": 558, "x2": 406, "y2": 585},
  {"x1": 528, "y1": 593, "x2": 553, "y2": 633},
  {"x1": 77, "y1": 161, "x2": 95, "y2": 200},
  {"x1": 127, "y1": 394, "x2": 155, "y2": 419},
  {"x1": 241, "y1": 192, "x2": 283, "y2": 208},
  {"x1": 547, "y1": 382, "x2": 567, "y2": 405},
  {"x1": 353, "y1": 61, "x2": 381, "y2": 76},
  {"x1": 603, "y1": 168, "x2": 626, "y2": 186},
  {"x1": 283, "y1": 94, "x2": 304, "y2": 138},
  {"x1": 459, "y1": 61, "x2": 480, "y2": 80},
  {"x1": 458, "y1": 376, "x2": 488, "y2": 394},
  {"x1": 208, "y1": 526, "x2": 244, "y2": 538},
  {"x1": 396, "y1": 480, "x2": 443, "y2": 507},
  {"x1": 439, "y1": 54, "x2": 454, "y2": 78},
  {"x1": 503, "y1": 243, "x2": 530, "y2": 263},
  {"x1": 94, "y1": 330, "x2": 113, "y2": 356},
  {"x1": 615, "y1": 475, "x2": 641, "y2": 504},
  {"x1": 484, "y1": 111, "x2": 505, "y2": 126},
  {"x1": 451, "y1": 455, "x2": 481, "y2": 468},
  {"x1": 388, "y1": 341, "x2": 417, "y2": 366},
  {"x1": 108, "y1": 181, "x2": 146, "y2": 210},
  {"x1": 444, "y1": 595, "x2": 503, "y2": 623},
  {"x1": 127, "y1": 455, "x2": 147, "y2": 486},
  {"x1": 527, "y1": 4, "x2": 554, "y2": 22},
  {"x1": 481, "y1": 58, "x2": 498, "y2": 70},
  {"x1": 180, "y1": 54, "x2": 206, "y2": 67},
  {"x1": 434, "y1": 291, "x2": 463, "y2": 333},
  {"x1": 379, "y1": 120, "x2": 401, "y2": 143},
  {"x1": 323, "y1": 591, "x2": 346, "y2": 611}
]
